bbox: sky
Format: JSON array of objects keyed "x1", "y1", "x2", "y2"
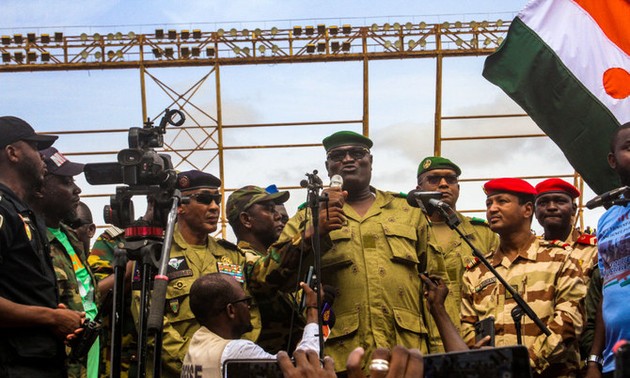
[{"x1": 0, "y1": 0, "x2": 606, "y2": 241}]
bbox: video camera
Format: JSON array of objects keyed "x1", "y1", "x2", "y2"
[{"x1": 83, "y1": 108, "x2": 185, "y2": 228}]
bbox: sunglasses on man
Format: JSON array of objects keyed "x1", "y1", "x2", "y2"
[
  {"x1": 189, "y1": 191, "x2": 222, "y2": 205},
  {"x1": 326, "y1": 147, "x2": 370, "y2": 163},
  {"x1": 423, "y1": 174, "x2": 459, "y2": 185}
]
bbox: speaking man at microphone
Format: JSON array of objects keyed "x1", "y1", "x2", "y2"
[
  {"x1": 415, "y1": 156, "x2": 498, "y2": 353},
  {"x1": 249, "y1": 130, "x2": 431, "y2": 374}
]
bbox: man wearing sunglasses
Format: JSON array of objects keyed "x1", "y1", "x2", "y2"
[
  {"x1": 416, "y1": 156, "x2": 498, "y2": 353},
  {"x1": 131, "y1": 170, "x2": 259, "y2": 377},
  {"x1": 182, "y1": 272, "x2": 320, "y2": 377},
  {"x1": 250, "y1": 130, "x2": 432, "y2": 374}
]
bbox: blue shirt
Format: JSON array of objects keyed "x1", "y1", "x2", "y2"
[{"x1": 597, "y1": 202, "x2": 630, "y2": 373}]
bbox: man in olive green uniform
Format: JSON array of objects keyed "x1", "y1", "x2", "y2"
[
  {"x1": 32, "y1": 147, "x2": 100, "y2": 378},
  {"x1": 227, "y1": 185, "x2": 307, "y2": 354},
  {"x1": 461, "y1": 178, "x2": 586, "y2": 377},
  {"x1": 130, "y1": 170, "x2": 260, "y2": 377},
  {"x1": 249, "y1": 131, "x2": 430, "y2": 373},
  {"x1": 533, "y1": 178, "x2": 599, "y2": 363},
  {"x1": 416, "y1": 156, "x2": 498, "y2": 353}
]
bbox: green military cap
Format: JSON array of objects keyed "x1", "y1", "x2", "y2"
[
  {"x1": 226, "y1": 185, "x2": 290, "y2": 225},
  {"x1": 322, "y1": 130, "x2": 373, "y2": 152},
  {"x1": 417, "y1": 156, "x2": 462, "y2": 177}
]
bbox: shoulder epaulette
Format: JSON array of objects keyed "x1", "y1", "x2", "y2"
[
  {"x1": 104, "y1": 226, "x2": 124, "y2": 239},
  {"x1": 576, "y1": 233, "x2": 598, "y2": 246},
  {"x1": 469, "y1": 217, "x2": 490, "y2": 227},
  {"x1": 546, "y1": 239, "x2": 572, "y2": 250},
  {"x1": 216, "y1": 238, "x2": 240, "y2": 251},
  {"x1": 297, "y1": 201, "x2": 307, "y2": 211}
]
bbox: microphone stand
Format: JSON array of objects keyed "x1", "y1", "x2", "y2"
[
  {"x1": 419, "y1": 199, "x2": 551, "y2": 343},
  {"x1": 300, "y1": 170, "x2": 326, "y2": 359}
]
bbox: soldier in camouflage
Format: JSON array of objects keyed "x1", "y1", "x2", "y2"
[
  {"x1": 32, "y1": 147, "x2": 100, "y2": 378},
  {"x1": 249, "y1": 131, "x2": 431, "y2": 374},
  {"x1": 226, "y1": 185, "x2": 307, "y2": 354},
  {"x1": 416, "y1": 156, "x2": 498, "y2": 353},
  {"x1": 130, "y1": 170, "x2": 260, "y2": 377},
  {"x1": 534, "y1": 178, "x2": 599, "y2": 362},
  {"x1": 461, "y1": 178, "x2": 586, "y2": 378},
  {"x1": 88, "y1": 225, "x2": 138, "y2": 377}
]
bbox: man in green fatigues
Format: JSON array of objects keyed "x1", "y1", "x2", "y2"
[
  {"x1": 416, "y1": 156, "x2": 498, "y2": 353},
  {"x1": 249, "y1": 131, "x2": 430, "y2": 374},
  {"x1": 130, "y1": 170, "x2": 260, "y2": 377},
  {"x1": 32, "y1": 147, "x2": 100, "y2": 378},
  {"x1": 227, "y1": 185, "x2": 306, "y2": 354}
]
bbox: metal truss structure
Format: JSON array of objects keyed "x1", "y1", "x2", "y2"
[{"x1": 0, "y1": 20, "x2": 587, "y2": 233}]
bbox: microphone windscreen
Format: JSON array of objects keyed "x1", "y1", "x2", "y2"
[{"x1": 330, "y1": 174, "x2": 343, "y2": 189}]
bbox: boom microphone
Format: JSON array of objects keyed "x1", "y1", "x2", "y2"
[
  {"x1": 586, "y1": 186, "x2": 630, "y2": 209},
  {"x1": 406, "y1": 190, "x2": 443, "y2": 209}
]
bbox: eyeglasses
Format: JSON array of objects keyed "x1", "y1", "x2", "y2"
[
  {"x1": 326, "y1": 148, "x2": 370, "y2": 162},
  {"x1": 190, "y1": 191, "x2": 222, "y2": 205},
  {"x1": 423, "y1": 174, "x2": 459, "y2": 185},
  {"x1": 229, "y1": 296, "x2": 253, "y2": 308}
]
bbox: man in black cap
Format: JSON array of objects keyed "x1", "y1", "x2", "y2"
[
  {"x1": 416, "y1": 156, "x2": 498, "y2": 353},
  {"x1": 0, "y1": 116, "x2": 84, "y2": 377},
  {"x1": 130, "y1": 170, "x2": 258, "y2": 377},
  {"x1": 250, "y1": 130, "x2": 431, "y2": 373},
  {"x1": 31, "y1": 147, "x2": 100, "y2": 378}
]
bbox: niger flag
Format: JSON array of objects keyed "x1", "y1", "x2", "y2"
[{"x1": 483, "y1": 0, "x2": 630, "y2": 195}]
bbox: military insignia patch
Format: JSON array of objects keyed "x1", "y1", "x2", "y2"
[
  {"x1": 423, "y1": 159, "x2": 432, "y2": 169},
  {"x1": 220, "y1": 256, "x2": 233, "y2": 264},
  {"x1": 18, "y1": 214, "x2": 32, "y2": 241},
  {"x1": 169, "y1": 299, "x2": 179, "y2": 315},
  {"x1": 465, "y1": 257, "x2": 481, "y2": 270},
  {"x1": 178, "y1": 175, "x2": 190, "y2": 189},
  {"x1": 474, "y1": 277, "x2": 496, "y2": 293},
  {"x1": 168, "y1": 258, "x2": 184, "y2": 269},
  {"x1": 217, "y1": 262, "x2": 244, "y2": 283}
]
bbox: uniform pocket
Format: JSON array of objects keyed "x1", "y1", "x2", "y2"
[
  {"x1": 322, "y1": 228, "x2": 354, "y2": 270},
  {"x1": 382, "y1": 223, "x2": 420, "y2": 265},
  {"x1": 393, "y1": 307, "x2": 427, "y2": 348}
]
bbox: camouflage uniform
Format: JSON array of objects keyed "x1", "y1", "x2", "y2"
[
  {"x1": 240, "y1": 240, "x2": 306, "y2": 354},
  {"x1": 48, "y1": 225, "x2": 99, "y2": 378},
  {"x1": 565, "y1": 229, "x2": 598, "y2": 286},
  {"x1": 421, "y1": 214, "x2": 498, "y2": 353},
  {"x1": 130, "y1": 225, "x2": 260, "y2": 377},
  {"x1": 87, "y1": 226, "x2": 137, "y2": 377},
  {"x1": 461, "y1": 238, "x2": 586, "y2": 377},
  {"x1": 249, "y1": 189, "x2": 430, "y2": 373}
]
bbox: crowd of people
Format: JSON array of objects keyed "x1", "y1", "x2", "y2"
[{"x1": 1, "y1": 115, "x2": 628, "y2": 378}]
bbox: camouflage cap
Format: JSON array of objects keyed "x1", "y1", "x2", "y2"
[
  {"x1": 226, "y1": 185, "x2": 290, "y2": 225},
  {"x1": 322, "y1": 130, "x2": 373, "y2": 152},
  {"x1": 176, "y1": 170, "x2": 221, "y2": 191},
  {"x1": 417, "y1": 156, "x2": 461, "y2": 177}
]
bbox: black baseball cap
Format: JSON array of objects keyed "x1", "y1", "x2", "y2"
[
  {"x1": 0, "y1": 116, "x2": 58, "y2": 150},
  {"x1": 41, "y1": 147, "x2": 84, "y2": 176}
]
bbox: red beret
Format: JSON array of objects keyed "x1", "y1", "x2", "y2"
[
  {"x1": 535, "y1": 178, "x2": 580, "y2": 199},
  {"x1": 483, "y1": 178, "x2": 537, "y2": 196}
]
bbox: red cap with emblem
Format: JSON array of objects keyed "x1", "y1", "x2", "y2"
[
  {"x1": 483, "y1": 178, "x2": 537, "y2": 196},
  {"x1": 535, "y1": 178, "x2": 580, "y2": 199}
]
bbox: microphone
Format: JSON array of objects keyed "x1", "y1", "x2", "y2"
[
  {"x1": 586, "y1": 186, "x2": 630, "y2": 209},
  {"x1": 406, "y1": 190, "x2": 443, "y2": 209},
  {"x1": 330, "y1": 174, "x2": 343, "y2": 189},
  {"x1": 321, "y1": 284, "x2": 336, "y2": 341}
]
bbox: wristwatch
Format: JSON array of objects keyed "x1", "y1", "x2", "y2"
[{"x1": 585, "y1": 354, "x2": 603, "y2": 369}]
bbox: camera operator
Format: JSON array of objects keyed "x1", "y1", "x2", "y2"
[
  {"x1": 130, "y1": 170, "x2": 260, "y2": 377},
  {"x1": 0, "y1": 116, "x2": 84, "y2": 378},
  {"x1": 31, "y1": 147, "x2": 100, "y2": 378}
]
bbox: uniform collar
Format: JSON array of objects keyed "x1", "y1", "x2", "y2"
[{"x1": 172, "y1": 224, "x2": 226, "y2": 257}]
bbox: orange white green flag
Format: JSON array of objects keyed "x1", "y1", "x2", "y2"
[{"x1": 483, "y1": 0, "x2": 630, "y2": 194}]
